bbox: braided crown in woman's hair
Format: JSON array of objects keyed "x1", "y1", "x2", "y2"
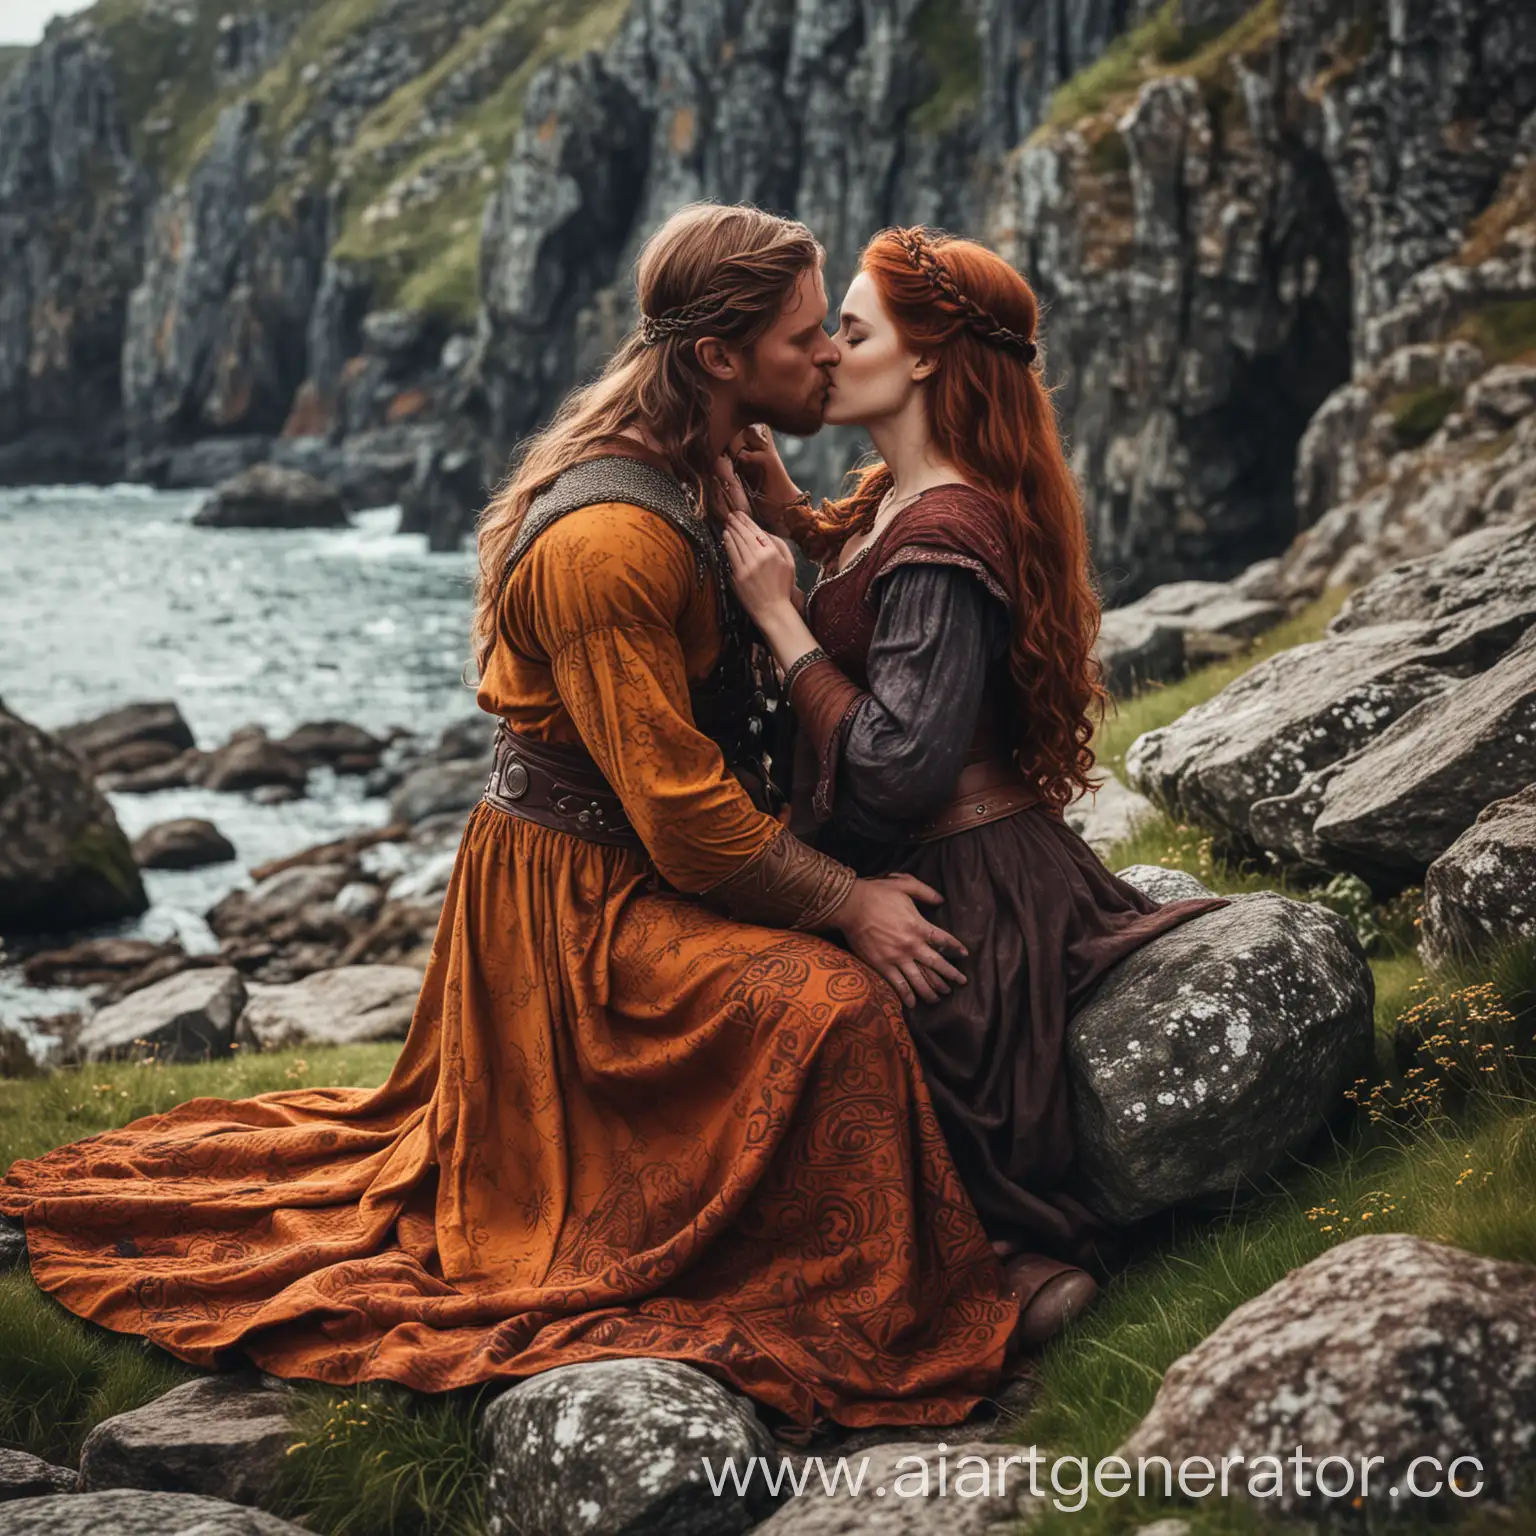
[{"x1": 892, "y1": 228, "x2": 1039, "y2": 363}]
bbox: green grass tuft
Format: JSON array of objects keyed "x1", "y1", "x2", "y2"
[
  {"x1": 274, "y1": 1381, "x2": 494, "y2": 1536},
  {"x1": 1455, "y1": 297, "x2": 1536, "y2": 368},
  {"x1": 1389, "y1": 382, "x2": 1460, "y2": 447}
]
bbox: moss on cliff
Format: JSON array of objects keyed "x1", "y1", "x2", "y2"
[
  {"x1": 910, "y1": 0, "x2": 982, "y2": 135},
  {"x1": 1037, "y1": 0, "x2": 1280, "y2": 136},
  {"x1": 326, "y1": 0, "x2": 630, "y2": 323},
  {"x1": 91, "y1": 0, "x2": 315, "y2": 176},
  {"x1": 1456, "y1": 297, "x2": 1536, "y2": 367}
]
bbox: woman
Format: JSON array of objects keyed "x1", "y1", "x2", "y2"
[{"x1": 721, "y1": 226, "x2": 1231, "y2": 1338}]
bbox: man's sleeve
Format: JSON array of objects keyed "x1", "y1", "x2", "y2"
[{"x1": 521, "y1": 501, "x2": 855, "y2": 928}]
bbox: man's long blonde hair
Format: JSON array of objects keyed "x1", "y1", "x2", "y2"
[{"x1": 471, "y1": 202, "x2": 824, "y2": 669}]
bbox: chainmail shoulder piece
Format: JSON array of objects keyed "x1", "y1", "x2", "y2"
[{"x1": 504, "y1": 455, "x2": 712, "y2": 585}]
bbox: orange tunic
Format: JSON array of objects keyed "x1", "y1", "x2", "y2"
[{"x1": 0, "y1": 500, "x2": 1019, "y2": 1427}]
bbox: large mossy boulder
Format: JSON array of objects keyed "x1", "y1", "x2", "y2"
[{"x1": 0, "y1": 702, "x2": 148, "y2": 935}]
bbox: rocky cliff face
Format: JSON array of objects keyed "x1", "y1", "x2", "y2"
[{"x1": 0, "y1": 0, "x2": 1532, "y2": 596}]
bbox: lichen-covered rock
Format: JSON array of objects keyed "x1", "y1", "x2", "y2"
[
  {"x1": 1120, "y1": 1235, "x2": 1536, "y2": 1519},
  {"x1": 132, "y1": 818, "x2": 237, "y2": 870},
  {"x1": 77, "y1": 967, "x2": 246, "y2": 1063},
  {"x1": 0, "y1": 1447, "x2": 77, "y2": 1502},
  {"x1": 1421, "y1": 783, "x2": 1536, "y2": 968},
  {"x1": 1124, "y1": 623, "x2": 1455, "y2": 849},
  {"x1": 0, "y1": 702, "x2": 148, "y2": 935},
  {"x1": 1304, "y1": 625, "x2": 1536, "y2": 883},
  {"x1": 1113, "y1": 864, "x2": 1217, "y2": 905},
  {"x1": 79, "y1": 1374, "x2": 295, "y2": 1505},
  {"x1": 238, "y1": 964, "x2": 422, "y2": 1050},
  {"x1": 479, "y1": 1358, "x2": 780, "y2": 1536},
  {"x1": 1067, "y1": 893, "x2": 1373, "y2": 1224},
  {"x1": 0, "y1": 1489, "x2": 310, "y2": 1535}
]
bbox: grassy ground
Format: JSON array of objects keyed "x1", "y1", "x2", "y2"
[{"x1": 3, "y1": 619, "x2": 1533, "y2": 1534}]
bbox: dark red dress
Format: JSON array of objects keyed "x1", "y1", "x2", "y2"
[{"x1": 787, "y1": 485, "x2": 1231, "y2": 1261}]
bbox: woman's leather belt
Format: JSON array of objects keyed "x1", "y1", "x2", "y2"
[
  {"x1": 907, "y1": 757, "x2": 1041, "y2": 842},
  {"x1": 482, "y1": 722, "x2": 645, "y2": 852}
]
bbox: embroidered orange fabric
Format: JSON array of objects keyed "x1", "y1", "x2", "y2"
[{"x1": 0, "y1": 500, "x2": 1018, "y2": 1428}]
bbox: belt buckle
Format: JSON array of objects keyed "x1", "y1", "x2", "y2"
[{"x1": 503, "y1": 759, "x2": 530, "y2": 798}]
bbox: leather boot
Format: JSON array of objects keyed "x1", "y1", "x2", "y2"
[{"x1": 1004, "y1": 1252, "x2": 1100, "y2": 1352}]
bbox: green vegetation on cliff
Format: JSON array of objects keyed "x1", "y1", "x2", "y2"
[
  {"x1": 911, "y1": 0, "x2": 983, "y2": 134},
  {"x1": 1035, "y1": 0, "x2": 1280, "y2": 137},
  {"x1": 328, "y1": 0, "x2": 630, "y2": 322}
]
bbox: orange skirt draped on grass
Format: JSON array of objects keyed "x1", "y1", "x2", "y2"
[{"x1": 1, "y1": 811, "x2": 1019, "y2": 1425}]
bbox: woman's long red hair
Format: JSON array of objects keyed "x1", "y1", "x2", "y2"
[{"x1": 800, "y1": 227, "x2": 1109, "y2": 812}]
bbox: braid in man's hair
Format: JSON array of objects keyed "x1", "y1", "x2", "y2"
[{"x1": 892, "y1": 228, "x2": 1038, "y2": 362}]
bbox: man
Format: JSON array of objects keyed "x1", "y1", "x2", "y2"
[{"x1": 1, "y1": 203, "x2": 1023, "y2": 1431}]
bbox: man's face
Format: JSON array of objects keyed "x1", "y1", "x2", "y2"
[{"x1": 735, "y1": 266, "x2": 840, "y2": 437}]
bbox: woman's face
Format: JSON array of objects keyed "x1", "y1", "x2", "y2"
[{"x1": 823, "y1": 270, "x2": 928, "y2": 427}]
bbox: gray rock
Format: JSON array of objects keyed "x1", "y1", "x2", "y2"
[
  {"x1": 1094, "y1": 608, "x2": 1185, "y2": 695},
  {"x1": 208, "y1": 864, "x2": 352, "y2": 939},
  {"x1": 79, "y1": 1374, "x2": 294, "y2": 1505},
  {"x1": 333, "y1": 880, "x2": 384, "y2": 920},
  {"x1": 57, "y1": 702, "x2": 195, "y2": 774},
  {"x1": 480, "y1": 1358, "x2": 780, "y2": 1536},
  {"x1": 0, "y1": 703, "x2": 148, "y2": 936},
  {"x1": 196, "y1": 733, "x2": 309, "y2": 794},
  {"x1": 0, "y1": 1447, "x2": 77, "y2": 1502},
  {"x1": 1067, "y1": 893, "x2": 1372, "y2": 1224},
  {"x1": 754, "y1": 1440, "x2": 1046, "y2": 1534},
  {"x1": 238, "y1": 965, "x2": 422, "y2": 1050},
  {"x1": 389, "y1": 757, "x2": 490, "y2": 825},
  {"x1": 1113, "y1": 865, "x2": 1217, "y2": 904},
  {"x1": 192, "y1": 465, "x2": 348, "y2": 530},
  {"x1": 132, "y1": 818, "x2": 237, "y2": 871},
  {"x1": 78, "y1": 968, "x2": 246, "y2": 1063},
  {"x1": 1124, "y1": 621, "x2": 1460, "y2": 852},
  {"x1": 273, "y1": 720, "x2": 383, "y2": 770},
  {"x1": 1120, "y1": 1235, "x2": 1536, "y2": 1519},
  {"x1": 1327, "y1": 520, "x2": 1536, "y2": 636},
  {"x1": 100, "y1": 748, "x2": 207, "y2": 795},
  {"x1": 0, "y1": 1489, "x2": 309, "y2": 1534},
  {"x1": 433, "y1": 716, "x2": 495, "y2": 762},
  {"x1": 1302, "y1": 624, "x2": 1536, "y2": 883},
  {"x1": 0, "y1": 1219, "x2": 25, "y2": 1273},
  {"x1": 1064, "y1": 774, "x2": 1160, "y2": 858},
  {"x1": 1421, "y1": 784, "x2": 1536, "y2": 969}
]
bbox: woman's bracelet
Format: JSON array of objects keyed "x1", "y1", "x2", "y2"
[{"x1": 780, "y1": 647, "x2": 829, "y2": 702}]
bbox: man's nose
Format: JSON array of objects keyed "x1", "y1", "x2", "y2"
[{"x1": 815, "y1": 333, "x2": 841, "y2": 368}]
